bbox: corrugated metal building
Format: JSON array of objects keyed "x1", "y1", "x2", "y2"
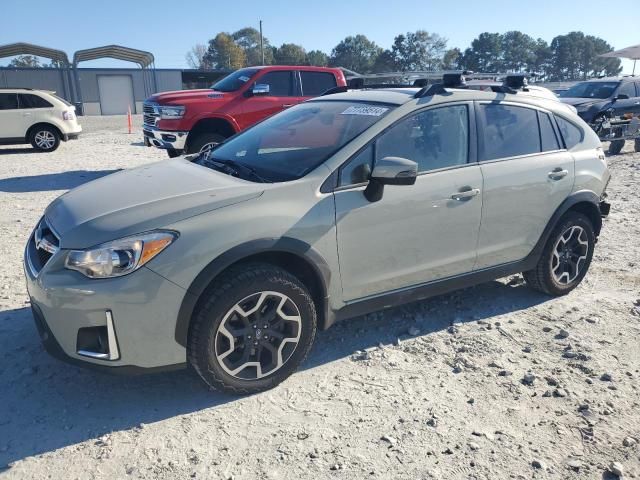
[{"x1": 0, "y1": 43, "x2": 229, "y2": 115}]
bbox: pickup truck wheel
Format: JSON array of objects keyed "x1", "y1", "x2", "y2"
[
  {"x1": 30, "y1": 126, "x2": 60, "y2": 152},
  {"x1": 608, "y1": 139, "x2": 625, "y2": 155},
  {"x1": 188, "y1": 263, "x2": 317, "y2": 395},
  {"x1": 187, "y1": 133, "x2": 225, "y2": 155},
  {"x1": 166, "y1": 148, "x2": 180, "y2": 158},
  {"x1": 523, "y1": 212, "x2": 595, "y2": 296}
]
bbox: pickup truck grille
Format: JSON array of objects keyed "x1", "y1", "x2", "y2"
[{"x1": 143, "y1": 102, "x2": 159, "y2": 127}]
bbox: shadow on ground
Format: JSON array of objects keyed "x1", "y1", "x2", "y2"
[
  {"x1": 0, "y1": 147, "x2": 40, "y2": 155},
  {"x1": 0, "y1": 170, "x2": 121, "y2": 193},
  {"x1": 0, "y1": 280, "x2": 548, "y2": 467}
]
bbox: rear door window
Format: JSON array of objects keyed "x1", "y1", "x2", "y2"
[
  {"x1": 18, "y1": 94, "x2": 53, "y2": 109},
  {"x1": 617, "y1": 82, "x2": 636, "y2": 98},
  {"x1": 478, "y1": 104, "x2": 540, "y2": 160},
  {"x1": 300, "y1": 71, "x2": 337, "y2": 96},
  {"x1": 257, "y1": 71, "x2": 294, "y2": 97},
  {"x1": 555, "y1": 116, "x2": 584, "y2": 150},
  {"x1": 0, "y1": 93, "x2": 18, "y2": 110},
  {"x1": 539, "y1": 111, "x2": 560, "y2": 151}
]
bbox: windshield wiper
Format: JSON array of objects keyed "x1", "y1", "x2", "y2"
[{"x1": 203, "y1": 157, "x2": 272, "y2": 183}]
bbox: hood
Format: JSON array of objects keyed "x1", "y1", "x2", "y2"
[
  {"x1": 560, "y1": 97, "x2": 608, "y2": 109},
  {"x1": 45, "y1": 159, "x2": 264, "y2": 248},
  {"x1": 150, "y1": 89, "x2": 231, "y2": 104}
]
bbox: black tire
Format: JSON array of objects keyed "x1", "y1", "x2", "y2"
[
  {"x1": 30, "y1": 125, "x2": 60, "y2": 152},
  {"x1": 188, "y1": 263, "x2": 317, "y2": 394},
  {"x1": 186, "y1": 132, "x2": 225, "y2": 155},
  {"x1": 635, "y1": 138, "x2": 640, "y2": 153},
  {"x1": 608, "y1": 139, "x2": 625, "y2": 155},
  {"x1": 523, "y1": 212, "x2": 595, "y2": 296},
  {"x1": 166, "y1": 148, "x2": 181, "y2": 158}
]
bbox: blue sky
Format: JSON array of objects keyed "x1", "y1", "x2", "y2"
[{"x1": 1, "y1": 0, "x2": 636, "y2": 73}]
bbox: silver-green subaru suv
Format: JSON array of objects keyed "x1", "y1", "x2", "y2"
[{"x1": 24, "y1": 76, "x2": 611, "y2": 394}]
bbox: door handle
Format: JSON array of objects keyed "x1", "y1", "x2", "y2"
[
  {"x1": 282, "y1": 104, "x2": 294, "y2": 108},
  {"x1": 450, "y1": 187, "x2": 480, "y2": 201},
  {"x1": 548, "y1": 167, "x2": 569, "y2": 180}
]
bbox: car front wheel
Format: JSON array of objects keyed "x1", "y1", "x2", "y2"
[
  {"x1": 186, "y1": 132, "x2": 225, "y2": 156},
  {"x1": 188, "y1": 263, "x2": 317, "y2": 394},
  {"x1": 30, "y1": 126, "x2": 60, "y2": 152},
  {"x1": 523, "y1": 212, "x2": 595, "y2": 296}
]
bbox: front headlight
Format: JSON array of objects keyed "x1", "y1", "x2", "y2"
[
  {"x1": 160, "y1": 105, "x2": 185, "y2": 120},
  {"x1": 65, "y1": 231, "x2": 177, "y2": 278}
]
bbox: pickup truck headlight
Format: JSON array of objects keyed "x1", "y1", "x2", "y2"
[
  {"x1": 65, "y1": 231, "x2": 177, "y2": 278},
  {"x1": 159, "y1": 105, "x2": 185, "y2": 120}
]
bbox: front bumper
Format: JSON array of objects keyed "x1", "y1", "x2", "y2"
[
  {"x1": 143, "y1": 125, "x2": 188, "y2": 151},
  {"x1": 24, "y1": 237, "x2": 189, "y2": 372}
]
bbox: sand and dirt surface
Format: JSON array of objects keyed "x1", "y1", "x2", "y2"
[{"x1": 0, "y1": 115, "x2": 639, "y2": 479}]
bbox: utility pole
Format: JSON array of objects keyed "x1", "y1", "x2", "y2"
[{"x1": 259, "y1": 20, "x2": 264, "y2": 65}]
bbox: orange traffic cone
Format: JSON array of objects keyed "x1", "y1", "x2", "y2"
[{"x1": 127, "y1": 105, "x2": 132, "y2": 134}]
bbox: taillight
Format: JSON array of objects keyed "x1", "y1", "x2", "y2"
[{"x1": 63, "y1": 111, "x2": 75, "y2": 121}]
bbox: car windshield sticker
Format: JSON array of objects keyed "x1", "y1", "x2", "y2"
[
  {"x1": 238, "y1": 76, "x2": 250, "y2": 82},
  {"x1": 341, "y1": 105, "x2": 389, "y2": 116}
]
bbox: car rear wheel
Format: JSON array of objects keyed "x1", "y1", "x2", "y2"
[
  {"x1": 186, "y1": 132, "x2": 225, "y2": 155},
  {"x1": 608, "y1": 139, "x2": 625, "y2": 155},
  {"x1": 188, "y1": 263, "x2": 317, "y2": 394},
  {"x1": 523, "y1": 212, "x2": 595, "y2": 296},
  {"x1": 30, "y1": 126, "x2": 60, "y2": 152}
]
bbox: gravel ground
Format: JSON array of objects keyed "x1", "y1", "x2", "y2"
[{"x1": 1, "y1": 115, "x2": 639, "y2": 480}]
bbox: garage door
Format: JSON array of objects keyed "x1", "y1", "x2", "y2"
[{"x1": 97, "y1": 75, "x2": 135, "y2": 115}]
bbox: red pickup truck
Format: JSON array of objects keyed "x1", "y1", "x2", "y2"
[{"x1": 143, "y1": 65, "x2": 347, "y2": 157}]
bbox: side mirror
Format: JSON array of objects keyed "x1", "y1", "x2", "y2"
[
  {"x1": 364, "y1": 156, "x2": 418, "y2": 202},
  {"x1": 252, "y1": 84, "x2": 270, "y2": 96},
  {"x1": 614, "y1": 93, "x2": 629, "y2": 101}
]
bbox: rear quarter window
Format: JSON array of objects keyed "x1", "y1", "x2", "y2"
[
  {"x1": 300, "y1": 71, "x2": 337, "y2": 96},
  {"x1": 555, "y1": 116, "x2": 584, "y2": 150},
  {"x1": 18, "y1": 94, "x2": 53, "y2": 109}
]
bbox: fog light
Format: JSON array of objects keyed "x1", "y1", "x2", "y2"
[{"x1": 76, "y1": 311, "x2": 120, "y2": 360}]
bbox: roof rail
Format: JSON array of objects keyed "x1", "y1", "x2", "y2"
[
  {"x1": 321, "y1": 83, "x2": 419, "y2": 96},
  {"x1": 415, "y1": 71, "x2": 470, "y2": 98}
]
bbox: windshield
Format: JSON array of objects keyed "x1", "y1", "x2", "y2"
[
  {"x1": 560, "y1": 81, "x2": 619, "y2": 99},
  {"x1": 211, "y1": 68, "x2": 258, "y2": 92},
  {"x1": 196, "y1": 101, "x2": 393, "y2": 182}
]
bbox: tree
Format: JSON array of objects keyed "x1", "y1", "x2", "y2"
[
  {"x1": 442, "y1": 48, "x2": 462, "y2": 70},
  {"x1": 9, "y1": 55, "x2": 42, "y2": 68},
  {"x1": 274, "y1": 43, "x2": 307, "y2": 65},
  {"x1": 306, "y1": 50, "x2": 329, "y2": 67},
  {"x1": 232, "y1": 27, "x2": 273, "y2": 65},
  {"x1": 549, "y1": 32, "x2": 621, "y2": 81},
  {"x1": 531, "y1": 38, "x2": 552, "y2": 80},
  {"x1": 372, "y1": 50, "x2": 397, "y2": 72},
  {"x1": 185, "y1": 44, "x2": 212, "y2": 69},
  {"x1": 390, "y1": 31, "x2": 447, "y2": 71},
  {"x1": 501, "y1": 31, "x2": 536, "y2": 72},
  {"x1": 329, "y1": 35, "x2": 382, "y2": 73},
  {"x1": 203, "y1": 33, "x2": 246, "y2": 70},
  {"x1": 461, "y1": 32, "x2": 503, "y2": 72}
]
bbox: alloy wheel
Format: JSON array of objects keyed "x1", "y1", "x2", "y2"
[
  {"x1": 199, "y1": 142, "x2": 218, "y2": 155},
  {"x1": 214, "y1": 291, "x2": 302, "y2": 380},
  {"x1": 34, "y1": 130, "x2": 56, "y2": 150},
  {"x1": 550, "y1": 225, "x2": 589, "y2": 285}
]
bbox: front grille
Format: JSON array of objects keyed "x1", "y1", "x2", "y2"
[
  {"x1": 143, "y1": 102, "x2": 159, "y2": 127},
  {"x1": 27, "y1": 218, "x2": 60, "y2": 275}
]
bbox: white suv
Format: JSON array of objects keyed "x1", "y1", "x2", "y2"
[{"x1": 0, "y1": 88, "x2": 82, "y2": 152}]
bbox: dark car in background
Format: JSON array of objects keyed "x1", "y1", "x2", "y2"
[{"x1": 559, "y1": 77, "x2": 640, "y2": 124}]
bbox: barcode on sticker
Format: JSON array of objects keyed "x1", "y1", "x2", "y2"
[{"x1": 341, "y1": 106, "x2": 389, "y2": 116}]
